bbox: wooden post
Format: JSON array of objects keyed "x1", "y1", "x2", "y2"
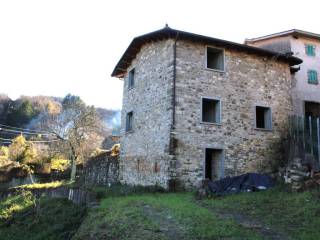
[
  {"x1": 317, "y1": 118, "x2": 320, "y2": 164},
  {"x1": 309, "y1": 116, "x2": 313, "y2": 155},
  {"x1": 302, "y1": 116, "x2": 305, "y2": 151}
]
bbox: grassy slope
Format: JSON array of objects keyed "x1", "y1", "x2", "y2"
[
  {"x1": 202, "y1": 187, "x2": 320, "y2": 240},
  {"x1": 75, "y1": 187, "x2": 320, "y2": 240},
  {"x1": 0, "y1": 191, "x2": 86, "y2": 240},
  {"x1": 74, "y1": 193, "x2": 262, "y2": 240},
  {"x1": 1, "y1": 186, "x2": 320, "y2": 240}
]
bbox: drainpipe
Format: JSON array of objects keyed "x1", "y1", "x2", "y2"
[
  {"x1": 171, "y1": 32, "x2": 179, "y2": 130},
  {"x1": 168, "y1": 32, "x2": 179, "y2": 191}
]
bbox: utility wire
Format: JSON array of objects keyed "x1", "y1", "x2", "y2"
[
  {"x1": 0, "y1": 137, "x2": 60, "y2": 143},
  {"x1": 0, "y1": 123, "x2": 52, "y2": 134},
  {"x1": 0, "y1": 127, "x2": 53, "y2": 136}
]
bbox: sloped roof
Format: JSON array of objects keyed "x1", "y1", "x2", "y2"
[
  {"x1": 245, "y1": 29, "x2": 320, "y2": 43},
  {"x1": 111, "y1": 26, "x2": 302, "y2": 78}
]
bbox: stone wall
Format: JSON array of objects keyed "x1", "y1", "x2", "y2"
[
  {"x1": 247, "y1": 35, "x2": 320, "y2": 115},
  {"x1": 120, "y1": 40, "x2": 174, "y2": 188},
  {"x1": 173, "y1": 40, "x2": 293, "y2": 188},
  {"x1": 120, "y1": 38, "x2": 294, "y2": 190},
  {"x1": 84, "y1": 152, "x2": 119, "y2": 186}
]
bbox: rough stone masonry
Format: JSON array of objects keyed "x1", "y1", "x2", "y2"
[{"x1": 112, "y1": 27, "x2": 301, "y2": 189}]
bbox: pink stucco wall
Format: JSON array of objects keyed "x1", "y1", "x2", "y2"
[
  {"x1": 290, "y1": 36, "x2": 320, "y2": 114},
  {"x1": 247, "y1": 34, "x2": 320, "y2": 115}
]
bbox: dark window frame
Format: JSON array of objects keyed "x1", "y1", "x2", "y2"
[
  {"x1": 128, "y1": 68, "x2": 135, "y2": 89},
  {"x1": 125, "y1": 111, "x2": 134, "y2": 132}
]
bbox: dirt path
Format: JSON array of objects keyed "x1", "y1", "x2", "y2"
[
  {"x1": 198, "y1": 201, "x2": 291, "y2": 240},
  {"x1": 142, "y1": 204, "x2": 187, "y2": 240}
]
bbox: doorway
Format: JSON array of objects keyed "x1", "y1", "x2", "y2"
[
  {"x1": 305, "y1": 101, "x2": 320, "y2": 118},
  {"x1": 205, "y1": 148, "x2": 224, "y2": 180}
]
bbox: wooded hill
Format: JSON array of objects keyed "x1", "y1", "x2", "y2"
[{"x1": 0, "y1": 94, "x2": 120, "y2": 132}]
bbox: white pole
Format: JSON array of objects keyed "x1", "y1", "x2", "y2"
[
  {"x1": 317, "y1": 118, "x2": 320, "y2": 164},
  {"x1": 309, "y1": 116, "x2": 313, "y2": 155}
]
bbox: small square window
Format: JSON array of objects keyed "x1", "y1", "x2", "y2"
[
  {"x1": 308, "y1": 70, "x2": 318, "y2": 85},
  {"x1": 202, "y1": 98, "x2": 221, "y2": 124},
  {"x1": 126, "y1": 111, "x2": 133, "y2": 132},
  {"x1": 128, "y1": 68, "x2": 135, "y2": 89},
  {"x1": 206, "y1": 47, "x2": 224, "y2": 71},
  {"x1": 255, "y1": 106, "x2": 272, "y2": 130},
  {"x1": 305, "y1": 44, "x2": 316, "y2": 56}
]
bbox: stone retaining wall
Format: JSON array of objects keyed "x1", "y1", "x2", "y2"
[{"x1": 84, "y1": 152, "x2": 119, "y2": 186}]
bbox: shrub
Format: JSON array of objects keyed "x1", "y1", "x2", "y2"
[
  {"x1": 0, "y1": 146, "x2": 9, "y2": 166},
  {"x1": 50, "y1": 158, "x2": 71, "y2": 172},
  {"x1": 111, "y1": 143, "x2": 120, "y2": 156},
  {"x1": 8, "y1": 135, "x2": 37, "y2": 164},
  {"x1": 0, "y1": 146, "x2": 9, "y2": 157}
]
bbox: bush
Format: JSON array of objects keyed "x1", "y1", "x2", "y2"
[
  {"x1": 50, "y1": 158, "x2": 71, "y2": 172},
  {"x1": 8, "y1": 135, "x2": 37, "y2": 164},
  {"x1": 111, "y1": 143, "x2": 120, "y2": 156},
  {"x1": 0, "y1": 146, "x2": 9, "y2": 166},
  {"x1": 0, "y1": 146, "x2": 9, "y2": 157}
]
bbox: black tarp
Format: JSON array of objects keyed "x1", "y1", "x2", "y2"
[{"x1": 208, "y1": 173, "x2": 275, "y2": 195}]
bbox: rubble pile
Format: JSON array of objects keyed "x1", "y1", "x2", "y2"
[{"x1": 282, "y1": 154, "x2": 320, "y2": 192}]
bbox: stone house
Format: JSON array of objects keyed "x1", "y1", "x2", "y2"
[
  {"x1": 246, "y1": 29, "x2": 320, "y2": 117},
  {"x1": 111, "y1": 26, "x2": 302, "y2": 189}
]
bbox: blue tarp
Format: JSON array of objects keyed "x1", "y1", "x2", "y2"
[{"x1": 208, "y1": 173, "x2": 275, "y2": 195}]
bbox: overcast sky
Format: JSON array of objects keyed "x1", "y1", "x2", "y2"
[{"x1": 0, "y1": 0, "x2": 319, "y2": 109}]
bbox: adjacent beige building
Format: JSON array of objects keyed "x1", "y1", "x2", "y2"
[
  {"x1": 246, "y1": 29, "x2": 320, "y2": 117},
  {"x1": 111, "y1": 26, "x2": 302, "y2": 189}
]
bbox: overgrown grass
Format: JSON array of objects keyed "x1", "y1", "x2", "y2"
[
  {"x1": 0, "y1": 191, "x2": 86, "y2": 240},
  {"x1": 202, "y1": 186, "x2": 320, "y2": 240},
  {"x1": 14, "y1": 180, "x2": 68, "y2": 190},
  {"x1": 0, "y1": 190, "x2": 34, "y2": 221},
  {"x1": 86, "y1": 183, "x2": 166, "y2": 200},
  {"x1": 74, "y1": 192, "x2": 262, "y2": 240},
  {"x1": 2, "y1": 184, "x2": 320, "y2": 240}
]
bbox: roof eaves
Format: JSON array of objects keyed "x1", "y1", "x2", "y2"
[
  {"x1": 112, "y1": 27, "x2": 302, "y2": 77},
  {"x1": 246, "y1": 29, "x2": 320, "y2": 43},
  {"x1": 245, "y1": 29, "x2": 295, "y2": 43}
]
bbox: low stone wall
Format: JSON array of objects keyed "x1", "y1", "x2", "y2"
[{"x1": 84, "y1": 152, "x2": 119, "y2": 186}]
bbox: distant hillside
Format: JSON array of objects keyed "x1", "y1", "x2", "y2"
[{"x1": 0, "y1": 94, "x2": 120, "y2": 130}]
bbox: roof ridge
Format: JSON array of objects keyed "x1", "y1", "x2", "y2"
[
  {"x1": 112, "y1": 27, "x2": 302, "y2": 77},
  {"x1": 246, "y1": 29, "x2": 320, "y2": 42}
]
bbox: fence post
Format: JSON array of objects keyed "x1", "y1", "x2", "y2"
[
  {"x1": 302, "y1": 116, "x2": 305, "y2": 151},
  {"x1": 317, "y1": 118, "x2": 320, "y2": 164},
  {"x1": 309, "y1": 116, "x2": 313, "y2": 155}
]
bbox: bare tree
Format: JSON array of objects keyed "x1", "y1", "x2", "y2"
[{"x1": 39, "y1": 94, "x2": 103, "y2": 181}]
